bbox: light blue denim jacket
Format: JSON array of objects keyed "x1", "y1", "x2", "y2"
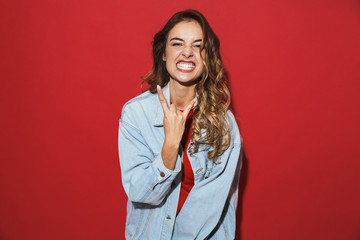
[{"x1": 118, "y1": 84, "x2": 242, "y2": 240}]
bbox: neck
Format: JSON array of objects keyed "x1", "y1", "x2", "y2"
[{"x1": 169, "y1": 79, "x2": 196, "y2": 110}]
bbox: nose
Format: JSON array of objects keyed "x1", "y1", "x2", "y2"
[{"x1": 182, "y1": 46, "x2": 194, "y2": 58}]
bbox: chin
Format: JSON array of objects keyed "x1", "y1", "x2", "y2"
[{"x1": 171, "y1": 75, "x2": 202, "y2": 86}]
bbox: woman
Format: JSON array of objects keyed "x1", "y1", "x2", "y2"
[{"x1": 118, "y1": 9, "x2": 242, "y2": 240}]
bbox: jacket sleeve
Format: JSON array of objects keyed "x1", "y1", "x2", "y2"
[
  {"x1": 173, "y1": 111, "x2": 242, "y2": 240},
  {"x1": 118, "y1": 106, "x2": 182, "y2": 206}
]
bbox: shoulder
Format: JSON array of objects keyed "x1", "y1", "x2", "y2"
[
  {"x1": 120, "y1": 90, "x2": 159, "y2": 124},
  {"x1": 225, "y1": 110, "x2": 242, "y2": 145}
]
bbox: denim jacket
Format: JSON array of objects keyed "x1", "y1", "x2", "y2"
[{"x1": 118, "y1": 84, "x2": 242, "y2": 240}]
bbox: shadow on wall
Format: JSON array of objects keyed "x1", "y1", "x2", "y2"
[
  {"x1": 235, "y1": 152, "x2": 249, "y2": 240},
  {"x1": 225, "y1": 67, "x2": 248, "y2": 240}
]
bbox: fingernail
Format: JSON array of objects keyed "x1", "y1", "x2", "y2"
[{"x1": 157, "y1": 85, "x2": 161, "y2": 91}]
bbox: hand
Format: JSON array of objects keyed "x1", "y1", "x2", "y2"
[{"x1": 157, "y1": 85, "x2": 195, "y2": 170}]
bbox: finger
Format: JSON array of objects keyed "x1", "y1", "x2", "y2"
[
  {"x1": 169, "y1": 103, "x2": 177, "y2": 113},
  {"x1": 176, "y1": 108, "x2": 182, "y2": 115},
  {"x1": 156, "y1": 85, "x2": 170, "y2": 114},
  {"x1": 182, "y1": 98, "x2": 195, "y2": 117}
]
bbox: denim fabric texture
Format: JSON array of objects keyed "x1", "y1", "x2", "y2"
[{"x1": 118, "y1": 84, "x2": 242, "y2": 240}]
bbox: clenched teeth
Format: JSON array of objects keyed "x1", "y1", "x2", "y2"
[{"x1": 177, "y1": 62, "x2": 195, "y2": 70}]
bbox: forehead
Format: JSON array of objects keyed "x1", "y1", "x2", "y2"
[{"x1": 168, "y1": 21, "x2": 203, "y2": 40}]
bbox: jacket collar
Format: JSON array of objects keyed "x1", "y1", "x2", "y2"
[{"x1": 153, "y1": 83, "x2": 170, "y2": 127}]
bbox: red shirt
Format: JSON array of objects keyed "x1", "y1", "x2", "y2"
[{"x1": 176, "y1": 109, "x2": 194, "y2": 215}]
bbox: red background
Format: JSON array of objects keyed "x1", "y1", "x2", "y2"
[{"x1": 1, "y1": 0, "x2": 360, "y2": 239}]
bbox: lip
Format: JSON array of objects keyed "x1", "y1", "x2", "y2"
[{"x1": 176, "y1": 60, "x2": 196, "y2": 73}]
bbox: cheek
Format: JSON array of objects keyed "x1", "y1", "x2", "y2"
[
  {"x1": 197, "y1": 55, "x2": 205, "y2": 70},
  {"x1": 165, "y1": 61, "x2": 172, "y2": 72},
  {"x1": 198, "y1": 63, "x2": 205, "y2": 74},
  {"x1": 165, "y1": 48, "x2": 180, "y2": 61}
]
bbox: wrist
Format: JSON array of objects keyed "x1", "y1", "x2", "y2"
[
  {"x1": 163, "y1": 138, "x2": 180, "y2": 150},
  {"x1": 161, "y1": 140, "x2": 180, "y2": 171}
]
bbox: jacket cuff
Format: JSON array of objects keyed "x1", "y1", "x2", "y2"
[{"x1": 152, "y1": 152, "x2": 182, "y2": 184}]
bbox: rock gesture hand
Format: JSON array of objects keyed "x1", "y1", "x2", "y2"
[{"x1": 157, "y1": 85, "x2": 195, "y2": 170}]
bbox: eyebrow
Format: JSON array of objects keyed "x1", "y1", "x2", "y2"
[{"x1": 169, "y1": 37, "x2": 202, "y2": 43}]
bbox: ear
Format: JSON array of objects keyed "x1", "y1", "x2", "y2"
[{"x1": 162, "y1": 53, "x2": 166, "y2": 61}]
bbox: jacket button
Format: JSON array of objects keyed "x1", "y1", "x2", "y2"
[
  {"x1": 160, "y1": 172, "x2": 165, "y2": 177},
  {"x1": 166, "y1": 215, "x2": 171, "y2": 220}
]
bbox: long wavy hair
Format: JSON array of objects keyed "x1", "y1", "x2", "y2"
[{"x1": 142, "y1": 9, "x2": 231, "y2": 162}]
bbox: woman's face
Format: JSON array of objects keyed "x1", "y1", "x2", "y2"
[{"x1": 163, "y1": 20, "x2": 205, "y2": 85}]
